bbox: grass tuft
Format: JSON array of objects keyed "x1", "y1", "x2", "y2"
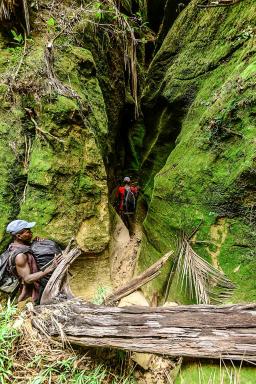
[{"x1": 0, "y1": 299, "x2": 20, "y2": 383}]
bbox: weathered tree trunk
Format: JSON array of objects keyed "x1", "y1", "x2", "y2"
[
  {"x1": 32, "y1": 300, "x2": 256, "y2": 361},
  {"x1": 40, "y1": 245, "x2": 81, "y2": 305}
]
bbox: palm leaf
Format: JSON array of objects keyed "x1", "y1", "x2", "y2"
[{"x1": 176, "y1": 234, "x2": 235, "y2": 304}]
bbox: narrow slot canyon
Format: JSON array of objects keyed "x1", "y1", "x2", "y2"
[{"x1": 0, "y1": 0, "x2": 255, "y2": 382}]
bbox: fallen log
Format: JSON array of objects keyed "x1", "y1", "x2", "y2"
[
  {"x1": 104, "y1": 251, "x2": 173, "y2": 305},
  {"x1": 32, "y1": 300, "x2": 256, "y2": 362}
]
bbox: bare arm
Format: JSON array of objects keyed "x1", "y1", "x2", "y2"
[{"x1": 15, "y1": 253, "x2": 54, "y2": 284}]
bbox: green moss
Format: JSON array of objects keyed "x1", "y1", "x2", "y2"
[
  {"x1": 20, "y1": 188, "x2": 57, "y2": 230},
  {"x1": 78, "y1": 175, "x2": 100, "y2": 196},
  {"x1": 28, "y1": 142, "x2": 55, "y2": 186},
  {"x1": 24, "y1": 43, "x2": 44, "y2": 73},
  {"x1": 0, "y1": 103, "x2": 28, "y2": 249},
  {"x1": 138, "y1": 0, "x2": 256, "y2": 304},
  {"x1": 85, "y1": 78, "x2": 109, "y2": 140},
  {"x1": 0, "y1": 46, "x2": 22, "y2": 72},
  {"x1": 71, "y1": 46, "x2": 96, "y2": 78},
  {"x1": 128, "y1": 119, "x2": 146, "y2": 171},
  {"x1": 43, "y1": 96, "x2": 79, "y2": 123},
  {"x1": 0, "y1": 19, "x2": 111, "y2": 252}
]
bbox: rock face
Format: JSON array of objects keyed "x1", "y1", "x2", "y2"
[
  {"x1": 0, "y1": 0, "x2": 144, "y2": 297},
  {"x1": 0, "y1": 0, "x2": 147, "y2": 254},
  {"x1": 0, "y1": 1, "x2": 255, "y2": 381},
  {"x1": 137, "y1": 0, "x2": 256, "y2": 303},
  {"x1": 0, "y1": 1, "x2": 129, "y2": 252},
  {"x1": 0, "y1": 0, "x2": 255, "y2": 307}
]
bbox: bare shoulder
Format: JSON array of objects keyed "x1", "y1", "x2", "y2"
[{"x1": 15, "y1": 253, "x2": 28, "y2": 267}]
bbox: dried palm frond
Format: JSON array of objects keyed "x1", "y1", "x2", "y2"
[{"x1": 176, "y1": 234, "x2": 235, "y2": 304}]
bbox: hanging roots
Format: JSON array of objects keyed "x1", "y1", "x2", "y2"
[{"x1": 0, "y1": 0, "x2": 30, "y2": 35}]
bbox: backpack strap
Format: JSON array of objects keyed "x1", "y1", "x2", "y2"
[{"x1": 7, "y1": 246, "x2": 31, "y2": 276}]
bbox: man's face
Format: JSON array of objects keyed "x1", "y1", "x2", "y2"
[{"x1": 16, "y1": 228, "x2": 33, "y2": 243}]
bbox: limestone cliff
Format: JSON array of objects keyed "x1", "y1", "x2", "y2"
[
  {"x1": 137, "y1": 0, "x2": 256, "y2": 304},
  {"x1": 0, "y1": 0, "x2": 130, "y2": 252}
]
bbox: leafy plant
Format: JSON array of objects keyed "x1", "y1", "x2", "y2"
[
  {"x1": 92, "y1": 285, "x2": 108, "y2": 305},
  {"x1": 11, "y1": 29, "x2": 24, "y2": 44},
  {"x1": 0, "y1": 300, "x2": 20, "y2": 383},
  {"x1": 47, "y1": 17, "x2": 56, "y2": 32}
]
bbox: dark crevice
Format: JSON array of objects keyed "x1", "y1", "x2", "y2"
[
  {"x1": 155, "y1": 0, "x2": 191, "y2": 52},
  {"x1": 147, "y1": 0, "x2": 167, "y2": 33},
  {"x1": 138, "y1": 96, "x2": 194, "y2": 184}
]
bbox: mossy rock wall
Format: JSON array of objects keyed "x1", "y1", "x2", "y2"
[
  {"x1": 0, "y1": 0, "x2": 131, "y2": 252},
  {"x1": 138, "y1": 0, "x2": 256, "y2": 303}
]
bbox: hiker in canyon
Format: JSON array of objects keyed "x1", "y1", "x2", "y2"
[
  {"x1": 116, "y1": 177, "x2": 139, "y2": 234},
  {"x1": 3, "y1": 220, "x2": 62, "y2": 303}
]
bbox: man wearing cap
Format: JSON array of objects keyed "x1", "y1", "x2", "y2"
[{"x1": 6, "y1": 220, "x2": 60, "y2": 303}]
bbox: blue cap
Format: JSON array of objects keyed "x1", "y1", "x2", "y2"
[{"x1": 6, "y1": 220, "x2": 36, "y2": 235}]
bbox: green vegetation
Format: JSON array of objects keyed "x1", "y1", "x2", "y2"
[
  {"x1": 0, "y1": 301, "x2": 137, "y2": 383},
  {"x1": 0, "y1": 0, "x2": 256, "y2": 382},
  {"x1": 29, "y1": 360, "x2": 107, "y2": 384},
  {"x1": 137, "y1": 0, "x2": 256, "y2": 305},
  {"x1": 0, "y1": 300, "x2": 20, "y2": 383},
  {"x1": 92, "y1": 285, "x2": 108, "y2": 305},
  {"x1": 10, "y1": 30, "x2": 24, "y2": 45},
  {"x1": 177, "y1": 361, "x2": 256, "y2": 384}
]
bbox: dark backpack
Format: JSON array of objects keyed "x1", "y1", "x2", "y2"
[
  {"x1": 0, "y1": 246, "x2": 29, "y2": 293},
  {"x1": 31, "y1": 239, "x2": 62, "y2": 289},
  {"x1": 31, "y1": 239, "x2": 61, "y2": 270},
  {"x1": 0, "y1": 240, "x2": 61, "y2": 294},
  {"x1": 124, "y1": 187, "x2": 136, "y2": 213}
]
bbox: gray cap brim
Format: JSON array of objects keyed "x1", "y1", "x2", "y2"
[
  {"x1": 26, "y1": 221, "x2": 36, "y2": 229},
  {"x1": 25, "y1": 222, "x2": 36, "y2": 229}
]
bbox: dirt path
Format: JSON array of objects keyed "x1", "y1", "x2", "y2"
[{"x1": 109, "y1": 214, "x2": 143, "y2": 289}]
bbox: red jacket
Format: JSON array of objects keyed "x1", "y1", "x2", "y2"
[{"x1": 116, "y1": 186, "x2": 138, "y2": 211}]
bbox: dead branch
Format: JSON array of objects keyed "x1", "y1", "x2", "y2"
[
  {"x1": 40, "y1": 244, "x2": 81, "y2": 305},
  {"x1": 104, "y1": 251, "x2": 173, "y2": 305}
]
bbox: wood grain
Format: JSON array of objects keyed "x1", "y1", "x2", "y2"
[{"x1": 32, "y1": 300, "x2": 256, "y2": 361}]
